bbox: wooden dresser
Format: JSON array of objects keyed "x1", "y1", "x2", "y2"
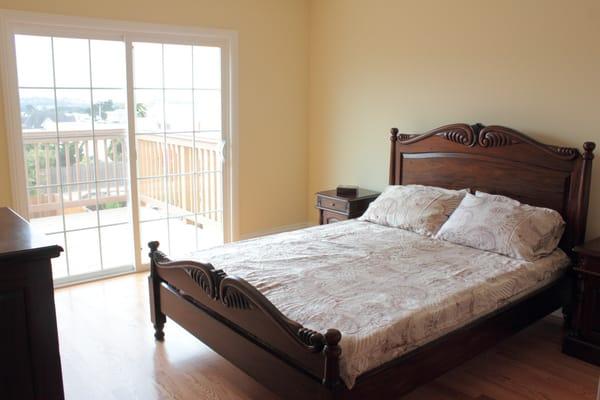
[
  {"x1": 563, "y1": 236, "x2": 600, "y2": 366},
  {"x1": 0, "y1": 208, "x2": 64, "y2": 399},
  {"x1": 316, "y1": 189, "x2": 380, "y2": 224}
]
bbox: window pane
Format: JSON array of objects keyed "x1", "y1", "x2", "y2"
[
  {"x1": 19, "y1": 88, "x2": 56, "y2": 134},
  {"x1": 93, "y1": 89, "x2": 127, "y2": 130},
  {"x1": 140, "y1": 219, "x2": 169, "y2": 263},
  {"x1": 166, "y1": 133, "x2": 194, "y2": 174},
  {"x1": 166, "y1": 176, "x2": 194, "y2": 218},
  {"x1": 59, "y1": 139, "x2": 96, "y2": 184},
  {"x1": 138, "y1": 177, "x2": 168, "y2": 221},
  {"x1": 164, "y1": 44, "x2": 192, "y2": 88},
  {"x1": 194, "y1": 90, "x2": 221, "y2": 131},
  {"x1": 66, "y1": 229, "x2": 101, "y2": 275},
  {"x1": 136, "y1": 134, "x2": 166, "y2": 178},
  {"x1": 28, "y1": 185, "x2": 64, "y2": 233},
  {"x1": 193, "y1": 46, "x2": 221, "y2": 89},
  {"x1": 134, "y1": 89, "x2": 163, "y2": 133},
  {"x1": 194, "y1": 171, "x2": 222, "y2": 215},
  {"x1": 196, "y1": 211, "x2": 223, "y2": 249},
  {"x1": 91, "y1": 40, "x2": 126, "y2": 88},
  {"x1": 99, "y1": 136, "x2": 128, "y2": 180},
  {"x1": 53, "y1": 37, "x2": 90, "y2": 88},
  {"x1": 98, "y1": 180, "x2": 130, "y2": 226},
  {"x1": 62, "y1": 183, "x2": 98, "y2": 231},
  {"x1": 96, "y1": 136, "x2": 125, "y2": 182},
  {"x1": 165, "y1": 90, "x2": 193, "y2": 133},
  {"x1": 24, "y1": 142, "x2": 59, "y2": 188},
  {"x1": 194, "y1": 140, "x2": 221, "y2": 173},
  {"x1": 101, "y1": 224, "x2": 133, "y2": 269},
  {"x1": 56, "y1": 89, "x2": 92, "y2": 133},
  {"x1": 133, "y1": 42, "x2": 162, "y2": 88},
  {"x1": 15, "y1": 35, "x2": 54, "y2": 88},
  {"x1": 168, "y1": 216, "x2": 197, "y2": 257}
]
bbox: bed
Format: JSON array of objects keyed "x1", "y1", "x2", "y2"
[{"x1": 148, "y1": 123, "x2": 595, "y2": 399}]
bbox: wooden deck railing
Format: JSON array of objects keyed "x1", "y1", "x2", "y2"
[{"x1": 24, "y1": 130, "x2": 222, "y2": 226}]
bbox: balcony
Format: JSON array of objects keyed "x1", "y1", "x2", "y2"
[{"x1": 24, "y1": 129, "x2": 223, "y2": 279}]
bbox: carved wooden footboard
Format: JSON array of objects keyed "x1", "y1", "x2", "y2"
[{"x1": 147, "y1": 241, "x2": 343, "y2": 399}]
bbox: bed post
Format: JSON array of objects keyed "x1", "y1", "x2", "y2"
[
  {"x1": 574, "y1": 141, "x2": 595, "y2": 246},
  {"x1": 323, "y1": 328, "x2": 342, "y2": 393},
  {"x1": 389, "y1": 127, "x2": 398, "y2": 185},
  {"x1": 148, "y1": 241, "x2": 167, "y2": 341},
  {"x1": 563, "y1": 142, "x2": 594, "y2": 327}
]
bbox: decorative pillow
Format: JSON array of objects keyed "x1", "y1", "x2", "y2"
[
  {"x1": 435, "y1": 192, "x2": 565, "y2": 261},
  {"x1": 359, "y1": 185, "x2": 468, "y2": 236}
]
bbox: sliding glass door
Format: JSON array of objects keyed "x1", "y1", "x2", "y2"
[{"x1": 7, "y1": 21, "x2": 233, "y2": 285}]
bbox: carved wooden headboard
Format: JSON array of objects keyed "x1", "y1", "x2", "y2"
[{"x1": 389, "y1": 123, "x2": 595, "y2": 254}]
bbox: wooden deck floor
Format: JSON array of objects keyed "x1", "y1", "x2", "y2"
[{"x1": 54, "y1": 273, "x2": 600, "y2": 400}]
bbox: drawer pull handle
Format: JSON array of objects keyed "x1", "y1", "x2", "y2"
[{"x1": 332, "y1": 203, "x2": 335, "y2": 207}]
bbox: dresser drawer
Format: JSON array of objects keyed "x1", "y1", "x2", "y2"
[{"x1": 317, "y1": 196, "x2": 348, "y2": 214}]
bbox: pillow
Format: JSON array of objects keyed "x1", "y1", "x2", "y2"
[
  {"x1": 435, "y1": 192, "x2": 565, "y2": 260},
  {"x1": 359, "y1": 185, "x2": 468, "y2": 236}
]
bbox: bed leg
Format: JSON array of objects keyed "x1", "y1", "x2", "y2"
[
  {"x1": 323, "y1": 329, "x2": 343, "y2": 393},
  {"x1": 561, "y1": 272, "x2": 577, "y2": 328},
  {"x1": 148, "y1": 241, "x2": 167, "y2": 341}
]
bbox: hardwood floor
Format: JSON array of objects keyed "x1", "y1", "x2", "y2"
[{"x1": 54, "y1": 273, "x2": 600, "y2": 400}]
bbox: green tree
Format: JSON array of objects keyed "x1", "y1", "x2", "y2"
[{"x1": 136, "y1": 102, "x2": 147, "y2": 118}]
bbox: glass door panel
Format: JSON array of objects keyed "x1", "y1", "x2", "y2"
[
  {"x1": 15, "y1": 34, "x2": 134, "y2": 282},
  {"x1": 133, "y1": 41, "x2": 224, "y2": 262}
]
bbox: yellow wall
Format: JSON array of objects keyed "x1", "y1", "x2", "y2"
[
  {"x1": 308, "y1": 0, "x2": 600, "y2": 238},
  {"x1": 1, "y1": 1, "x2": 599, "y2": 240},
  {"x1": 0, "y1": 0, "x2": 309, "y2": 238}
]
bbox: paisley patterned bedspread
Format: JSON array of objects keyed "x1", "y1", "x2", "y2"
[{"x1": 189, "y1": 220, "x2": 570, "y2": 388}]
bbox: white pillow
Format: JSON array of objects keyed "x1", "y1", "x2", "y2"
[
  {"x1": 359, "y1": 185, "x2": 468, "y2": 236},
  {"x1": 435, "y1": 192, "x2": 565, "y2": 261}
]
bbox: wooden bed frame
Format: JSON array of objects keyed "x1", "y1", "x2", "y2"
[{"x1": 148, "y1": 123, "x2": 595, "y2": 399}]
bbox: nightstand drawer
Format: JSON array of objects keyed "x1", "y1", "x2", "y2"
[
  {"x1": 321, "y1": 210, "x2": 347, "y2": 224},
  {"x1": 317, "y1": 196, "x2": 348, "y2": 213}
]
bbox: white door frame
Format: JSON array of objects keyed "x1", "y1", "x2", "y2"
[{"x1": 0, "y1": 10, "x2": 239, "y2": 275}]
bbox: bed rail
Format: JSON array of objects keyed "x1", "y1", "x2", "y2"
[{"x1": 147, "y1": 241, "x2": 343, "y2": 390}]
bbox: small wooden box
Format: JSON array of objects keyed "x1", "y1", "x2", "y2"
[{"x1": 336, "y1": 185, "x2": 358, "y2": 197}]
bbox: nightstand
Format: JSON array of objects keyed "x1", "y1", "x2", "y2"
[
  {"x1": 563, "y1": 237, "x2": 600, "y2": 366},
  {"x1": 316, "y1": 189, "x2": 380, "y2": 225}
]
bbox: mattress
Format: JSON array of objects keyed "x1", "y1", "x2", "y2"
[{"x1": 189, "y1": 220, "x2": 570, "y2": 388}]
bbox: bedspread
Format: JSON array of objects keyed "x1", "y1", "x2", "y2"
[{"x1": 189, "y1": 220, "x2": 570, "y2": 387}]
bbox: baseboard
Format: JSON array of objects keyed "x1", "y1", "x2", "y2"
[{"x1": 238, "y1": 222, "x2": 309, "y2": 241}]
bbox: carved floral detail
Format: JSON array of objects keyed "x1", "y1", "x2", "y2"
[
  {"x1": 440, "y1": 128, "x2": 476, "y2": 147},
  {"x1": 478, "y1": 129, "x2": 520, "y2": 148},
  {"x1": 548, "y1": 145, "x2": 579, "y2": 159},
  {"x1": 221, "y1": 286, "x2": 252, "y2": 310},
  {"x1": 185, "y1": 267, "x2": 214, "y2": 297}
]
